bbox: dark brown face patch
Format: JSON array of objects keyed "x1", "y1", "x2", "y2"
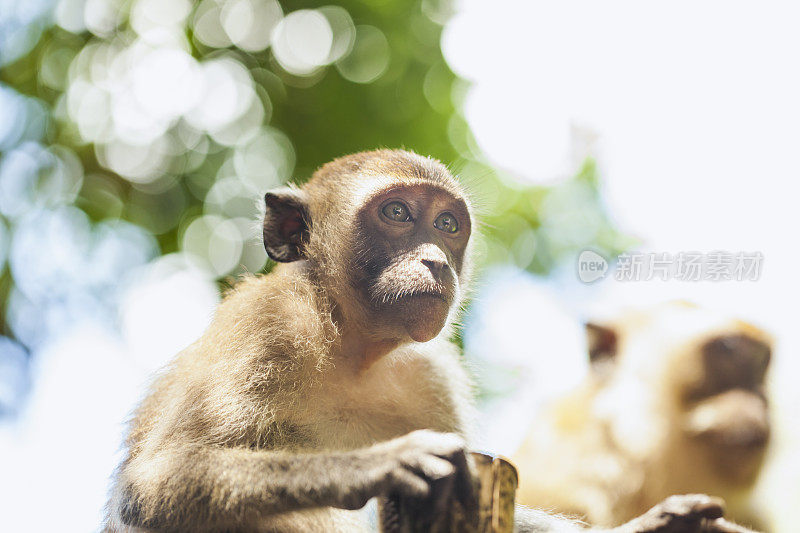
[
  {"x1": 343, "y1": 181, "x2": 470, "y2": 342},
  {"x1": 354, "y1": 182, "x2": 470, "y2": 297},
  {"x1": 680, "y1": 333, "x2": 772, "y2": 481}
]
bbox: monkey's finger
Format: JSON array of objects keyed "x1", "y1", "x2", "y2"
[
  {"x1": 686, "y1": 495, "x2": 725, "y2": 520},
  {"x1": 659, "y1": 494, "x2": 725, "y2": 520},
  {"x1": 702, "y1": 518, "x2": 758, "y2": 533},
  {"x1": 388, "y1": 469, "x2": 431, "y2": 501},
  {"x1": 417, "y1": 431, "x2": 467, "y2": 457},
  {"x1": 430, "y1": 470, "x2": 456, "y2": 517},
  {"x1": 442, "y1": 447, "x2": 476, "y2": 507},
  {"x1": 411, "y1": 455, "x2": 457, "y2": 481}
]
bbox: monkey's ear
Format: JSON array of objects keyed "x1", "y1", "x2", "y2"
[
  {"x1": 263, "y1": 187, "x2": 310, "y2": 262},
  {"x1": 585, "y1": 322, "x2": 618, "y2": 368}
]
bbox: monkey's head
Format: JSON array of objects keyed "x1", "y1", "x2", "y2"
[
  {"x1": 262, "y1": 149, "x2": 473, "y2": 345},
  {"x1": 586, "y1": 301, "x2": 771, "y2": 488}
]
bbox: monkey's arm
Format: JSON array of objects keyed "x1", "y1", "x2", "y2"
[
  {"x1": 514, "y1": 505, "x2": 585, "y2": 532},
  {"x1": 514, "y1": 496, "x2": 756, "y2": 533},
  {"x1": 114, "y1": 430, "x2": 470, "y2": 530}
]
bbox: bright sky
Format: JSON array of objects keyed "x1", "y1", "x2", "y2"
[
  {"x1": 442, "y1": 0, "x2": 799, "y2": 353},
  {"x1": 444, "y1": 0, "x2": 798, "y2": 251}
]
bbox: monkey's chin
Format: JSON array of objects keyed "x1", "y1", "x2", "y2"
[
  {"x1": 399, "y1": 294, "x2": 450, "y2": 343},
  {"x1": 684, "y1": 390, "x2": 769, "y2": 484}
]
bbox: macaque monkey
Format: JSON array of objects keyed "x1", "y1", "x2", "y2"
[
  {"x1": 106, "y1": 151, "x2": 746, "y2": 532},
  {"x1": 514, "y1": 301, "x2": 771, "y2": 530}
]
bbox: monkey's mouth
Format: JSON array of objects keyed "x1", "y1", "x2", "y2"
[
  {"x1": 406, "y1": 290, "x2": 448, "y2": 303},
  {"x1": 371, "y1": 282, "x2": 454, "y2": 307},
  {"x1": 683, "y1": 390, "x2": 770, "y2": 450}
]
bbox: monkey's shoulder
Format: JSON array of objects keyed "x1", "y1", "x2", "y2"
[
  {"x1": 201, "y1": 272, "x2": 336, "y2": 363},
  {"x1": 216, "y1": 271, "x2": 327, "y2": 326}
]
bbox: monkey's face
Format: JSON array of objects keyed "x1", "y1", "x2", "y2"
[
  {"x1": 261, "y1": 151, "x2": 473, "y2": 345},
  {"x1": 677, "y1": 331, "x2": 771, "y2": 484},
  {"x1": 353, "y1": 183, "x2": 472, "y2": 343}
]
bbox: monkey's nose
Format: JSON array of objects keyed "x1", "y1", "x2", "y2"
[
  {"x1": 421, "y1": 257, "x2": 447, "y2": 276},
  {"x1": 418, "y1": 244, "x2": 450, "y2": 277},
  {"x1": 703, "y1": 334, "x2": 771, "y2": 389}
]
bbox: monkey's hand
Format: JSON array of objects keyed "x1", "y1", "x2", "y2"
[
  {"x1": 332, "y1": 429, "x2": 475, "y2": 512},
  {"x1": 609, "y1": 494, "x2": 759, "y2": 533}
]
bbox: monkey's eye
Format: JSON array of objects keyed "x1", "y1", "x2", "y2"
[
  {"x1": 381, "y1": 201, "x2": 411, "y2": 222},
  {"x1": 433, "y1": 212, "x2": 459, "y2": 234}
]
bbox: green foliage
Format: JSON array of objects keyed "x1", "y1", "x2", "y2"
[
  {"x1": 0, "y1": 0, "x2": 629, "y2": 346},
  {"x1": 477, "y1": 159, "x2": 636, "y2": 274}
]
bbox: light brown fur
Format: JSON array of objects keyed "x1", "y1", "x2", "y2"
[{"x1": 514, "y1": 302, "x2": 771, "y2": 530}]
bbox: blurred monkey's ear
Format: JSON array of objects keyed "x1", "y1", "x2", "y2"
[
  {"x1": 263, "y1": 187, "x2": 310, "y2": 262},
  {"x1": 585, "y1": 322, "x2": 618, "y2": 368}
]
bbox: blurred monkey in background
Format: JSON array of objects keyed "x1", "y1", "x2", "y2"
[{"x1": 514, "y1": 301, "x2": 771, "y2": 530}]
